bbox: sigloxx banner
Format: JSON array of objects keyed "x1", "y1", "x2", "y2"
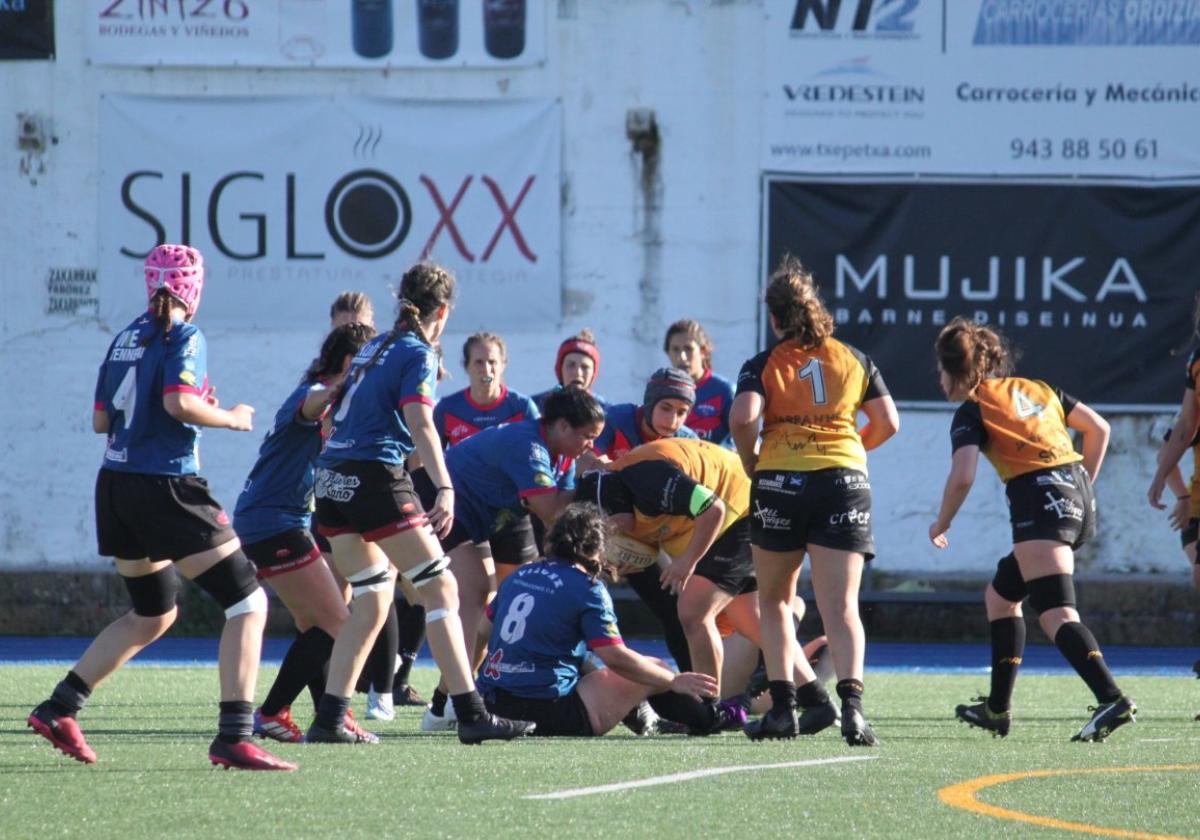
[
  {"x1": 86, "y1": 0, "x2": 546, "y2": 68},
  {"x1": 98, "y1": 96, "x2": 561, "y2": 331},
  {"x1": 765, "y1": 178, "x2": 1200, "y2": 407}
]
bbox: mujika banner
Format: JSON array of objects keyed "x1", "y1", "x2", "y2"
[
  {"x1": 86, "y1": 0, "x2": 545, "y2": 68},
  {"x1": 765, "y1": 178, "x2": 1200, "y2": 407},
  {"x1": 99, "y1": 96, "x2": 561, "y2": 331}
]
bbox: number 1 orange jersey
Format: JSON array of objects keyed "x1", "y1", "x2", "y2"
[{"x1": 736, "y1": 337, "x2": 888, "y2": 473}]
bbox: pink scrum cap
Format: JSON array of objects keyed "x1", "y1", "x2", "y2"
[{"x1": 144, "y1": 244, "x2": 204, "y2": 316}]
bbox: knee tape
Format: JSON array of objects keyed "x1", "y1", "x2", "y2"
[
  {"x1": 193, "y1": 552, "x2": 262, "y2": 615},
  {"x1": 401, "y1": 555, "x2": 450, "y2": 589},
  {"x1": 123, "y1": 567, "x2": 179, "y2": 617},
  {"x1": 425, "y1": 607, "x2": 451, "y2": 623},
  {"x1": 346, "y1": 561, "x2": 393, "y2": 599},
  {"x1": 1026, "y1": 574, "x2": 1076, "y2": 614}
]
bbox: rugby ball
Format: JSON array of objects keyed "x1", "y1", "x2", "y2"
[{"x1": 606, "y1": 533, "x2": 658, "y2": 573}]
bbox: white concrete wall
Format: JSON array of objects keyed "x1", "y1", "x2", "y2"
[{"x1": 0, "y1": 1, "x2": 1186, "y2": 576}]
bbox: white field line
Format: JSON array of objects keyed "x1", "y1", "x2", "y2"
[{"x1": 525, "y1": 755, "x2": 877, "y2": 800}]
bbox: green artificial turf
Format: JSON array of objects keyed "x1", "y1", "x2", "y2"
[{"x1": 2, "y1": 666, "x2": 1197, "y2": 839}]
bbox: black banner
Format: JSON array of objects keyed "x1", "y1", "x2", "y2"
[
  {"x1": 765, "y1": 178, "x2": 1200, "y2": 407},
  {"x1": 0, "y1": 0, "x2": 54, "y2": 60}
]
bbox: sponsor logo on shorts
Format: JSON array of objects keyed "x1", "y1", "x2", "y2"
[
  {"x1": 753, "y1": 500, "x2": 793, "y2": 531},
  {"x1": 1035, "y1": 469, "x2": 1077, "y2": 488},
  {"x1": 314, "y1": 468, "x2": 361, "y2": 502},
  {"x1": 1014, "y1": 519, "x2": 1035, "y2": 528},
  {"x1": 757, "y1": 474, "x2": 786, "y2": 490},
  {"x1": 829, "y1": 507, "x2": 871, "y2": 527},
  {"x1": 1043, "y1": 491, "x2": 1084, "y2": 521},
  {"x1": 274, "y1": 548, "x2": 292, "y2": 559},
  {"x1": 835, "y1": 473, "x2": 869, "y2": 491}
]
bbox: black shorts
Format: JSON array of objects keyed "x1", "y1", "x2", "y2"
[
  {"x1": 1183, "y1": 518, "x2": 1199, "y2": 552},
  {"x1": 315, "y1": 460, "x2": 429, "y2": 542},
  {"x1": 241, "y1": 529, "x2": 322, "y2": 580},
  {"x1": 749, "y1": 468, "x2": 875, "y2": 560},
  {"x1": 489, "y1": 511, "x2": 538, "y2": 566},
  {"x1": 482, "y1": 686, "x2": 594, "y2": 737},
  {"x1": 1006, "y1": 463, "x2": 1096, "y2": 549},
  {"x1": 411, "y1": 467, "x2": 474, "y2": 553},
  {"x1": 95, "y1": 469, "x2": 236, "y2": 561},
  {"x1": 694, "y1": 518, "x2": 756, "y2": 596}
]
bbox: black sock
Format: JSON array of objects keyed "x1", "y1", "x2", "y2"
[
  {"x1": 395, "y1": 599, "x2": 426, "y2": 686},
  {"x1": 262, "y1": 627, "x2": 334, "y2": 717},
  {"x1": 46, "y1": 670, "x2": 92, "y2": 718},
  {"x1": 315, "y1": 693, "x2": 350, "y2": 731},
  {"x1": 307, "y1": 660, "x2": 328, "y2": 709},
  {"x1": 395, "y1": 651, "x2": 418, "y2": 688},
  {"x1": 768, "y1": 679, "x2": 797, "y2": 713},
  {"x1": 217, "y1": 700, "x2": 253, "y2": 744},
  {"x1": 1054, "y1": 622, "x2": 1122, "y2": 704},
  {"x1": 987, "y1": 617, "x2": 1025, "y2": 713},
  {"x1": 795, "y1": 678, "x2": 830, "y2": 709},
  {"x1": 647, "y1": 691, "x2": 719, "y2": 731},
  {"x1": 450, "y1": 691, "x2": 486, "y2": 725},
  {"x1": 836, "y1": 678, "x2": 864, "y2": 714},
  {"x1": 360, "y1": 603, "x2": 399, "y2": 693},
  {"x1": 430, "y1": 687, "x2": 449, "y2": 717}
]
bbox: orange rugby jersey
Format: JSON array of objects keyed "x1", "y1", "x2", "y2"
[
  {"x1": 736, "y1": 337, "x2": 887, "y2": 472},
  {"x1": 611, "y1": 438, "x2": 749, "y2": 558},
  {"x1": 950, "y1": 377, "x2": 1082, "y2": 482}
]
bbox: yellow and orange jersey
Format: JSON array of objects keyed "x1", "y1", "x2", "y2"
[
  {"x1": 950, "y1": 377, "x2": 1082, "y2": 482},
  {"x1": 610, "y1": 438, "x2": 749, "y2": 558},
  {"x1": 736, "y1": 336, "x2": 888, "y2": 473}
]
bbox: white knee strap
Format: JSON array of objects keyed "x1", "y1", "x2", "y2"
[
  {"x1": 401, "y1": 555, "x2": 450, "y2": 589},
  {"x1": 425, "y1": 607, "x2": 452, "y2": 623},
  {"x1": 225, "y1": 586, "x2": 268, "y2": 619},
  {"x1": 346, "y1": 561, "x2": 393, "y2": 599}
]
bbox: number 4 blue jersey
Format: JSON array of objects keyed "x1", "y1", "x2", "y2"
[
  {"x1": 479, "y1": 559, "x2": 623, "y2": 700},
  {"x1": 93, "y1": 313, "x2": 208, "y2": 476}
]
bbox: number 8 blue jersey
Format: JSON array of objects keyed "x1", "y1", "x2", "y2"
[
  {"x1": 93, "y1": 313, "x2": 208, "y2": 476},
  {"x1": 479, "y1": 559, "x2": 623, "y2": 700}
]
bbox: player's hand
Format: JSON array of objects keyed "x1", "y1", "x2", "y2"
[
  {"x1": 928, "y1": 520, "x2": 949, "y2": 548},
  {"x1": 670, "y1": 671, "x2": 718, "y2": 700},
  {"x1": 227, "y1": 403, "x2": 255, "y2": 431},
  {"x1": 1169, "y1": 496, "x2": 1191, "y2": 531},
  {"x1": 1147, "y1": 476, "x2": 1167, "y2": 510},
  {"x1": 428, "y1": 487, "x2": 455, "y2": 539},
  {"x1": 575, "y1": 450, "x2": 609, "y2": 474},
  {"x1": 659, "y1": 559, "x2": 695, "y2": 596}
]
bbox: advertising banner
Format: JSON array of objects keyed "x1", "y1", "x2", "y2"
[
  {"x1": 99, "y1": 96, "x2": 561, "y2": 331},
  {"x1": 86, "y1": 0, "x2": 545, "y2": 67},
  {"x1": 0, "y1": 0, "x2": 54, "y2": 59},
  {"x1": 764, "y1": 0, "x2": 1200, "y2": 177},
  {"x1": 765, "y1": 177, "x2": 1200, "y2": 407}
]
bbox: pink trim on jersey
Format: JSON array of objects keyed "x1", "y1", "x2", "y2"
[
  {"x1": 587, "y1": 636, "x2": 623, "y2": 650},
  {"x1": 164, "y1": 384, "x2": 204, "y2": 396},
  {"x1": 94, "y1": 401, "x2": 105, "y2": 411},
  {"x1": 695, "y1": 368, "x2": 713, "y2": 387},
  {"x1": 255, "y1": 546, "x2": 321, "y2": 580},
  {"x1": 519, "y1": 486, "x2": 558, "y2": 499},
  {"x1": 362, "y1": 514, "x2": 430, "y2": 543},
  {"x1": 397, "y1": 395, "x2": 435, "y2": 408},
  {"x1": 465, "y1": 384, "x2": 509, "y2": 412}
]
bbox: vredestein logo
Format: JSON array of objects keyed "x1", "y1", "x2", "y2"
[{"x1": 790, "y1": 0, "x2": 921, "y2": 38}]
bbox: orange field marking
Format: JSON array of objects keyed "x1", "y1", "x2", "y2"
[{"x1": 938, "y1": 764, "x2": 1200, "y2": 839}]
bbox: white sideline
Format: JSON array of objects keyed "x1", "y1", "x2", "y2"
[{"x1": 525, "y1": 755, "x2": 877, "y2": 800}]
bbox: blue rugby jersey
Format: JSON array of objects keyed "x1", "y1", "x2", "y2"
[
  {"x1": 233, "y1": 379, "x2": 328, "y2": 545},
  {"x1": 479, "y1": 559, "x2": 623, "y2": 699},
  {"x1": 317, "y1": 330, "x2": 438, "y2": 466},
  {"x1": 593, "y1": 402, "x2": 697, "y2": 460},
  {"x1": 687, "y1": 369, "x2": 736, "y2": 446},
  {"x1": 434, "y1": 385, "x2": 539, "y2": 447},
  {"x1": 444, "y1": 419, "x2": 575, "y2": 541},
  {"x1": 93, "y1": 313, "x2": 208, "y2": 475}
]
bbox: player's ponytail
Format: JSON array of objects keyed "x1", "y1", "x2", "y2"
[
  {"x1": 765, "y1": 256, "x2": 834, "y2": 350},
  {"x1": 141, "y1": 289, "x2": 179, "y2": 346},
  {"x1": 303, "y1": 322, "x2": 377, "y2": 384},
  {"x1": 935, "y1": 317, "x2": 1015, "y2": 394}
]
